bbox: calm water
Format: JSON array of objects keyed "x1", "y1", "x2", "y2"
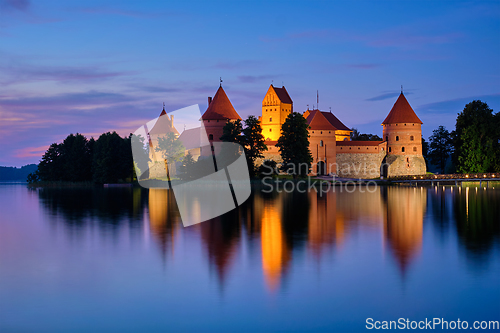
[{"x1": 0, "y1": 184, "x2": 498, "y2": 332}]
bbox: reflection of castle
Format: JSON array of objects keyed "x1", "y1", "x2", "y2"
[
  {"x1": 200, "y1": 84, "x2": 426, "y2": 178},
  {"x1": 383, "y1": 187, "x2": 426, "y2": 273}
]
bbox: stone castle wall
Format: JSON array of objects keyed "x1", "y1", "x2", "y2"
[
  {"x1": 383, "y1": 155, "x2": 426, "y2": 178},
  {"x1": 336, "y1": 151, "x2": 386, "y2": 179}
]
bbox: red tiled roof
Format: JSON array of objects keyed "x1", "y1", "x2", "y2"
[
  {"x1": 382, "y1": 93, "x2": 422, "y2": 124},
  {"x1": 305, "y1": 109, "x2": 351, "y2": 132},
  {"x1": 337, "y1": 140, "x2": 383, "y2": 146},
  {"x1": 272, "y1": 85, "x2": 293, "y2": 104},
  {"x1": 201, "y1": 86, "x2": 241, "y2": 121},
  {"x1": 322, "y1": 112, "x2": 351, "y2": 131},
  {"x1": 306, "y1": 110, "x2": 337, "y2": 130}
]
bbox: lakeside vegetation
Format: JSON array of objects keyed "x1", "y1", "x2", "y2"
[
  {"x1": 0, "y1": 164, "x2": 37, "y2": 181},
  {"x1": 28, "y1": 132, "x2": 134, "y2": 185}
]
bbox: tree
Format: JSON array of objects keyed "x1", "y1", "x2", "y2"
[
  {"x1": 242, "y1": 116, "x2": 267, "y2": 169},
  {"x1": 453, "y1": 100, "x2": 499, "y2": 173},
  {"x1": 350, "y1": 128, "x2": 382, "y2": 141},
  {"x1": 220, "y1": 117, "x2": 268, "y2": 177},
  {"x1": 276, "y1": 112, "x2": 312, "y2": 178},
  {"x1": 177, "y1": 152, "x2": 196, "y2": 181},
  {"x1": 130, "y1": 134, "x2": 150, "y2": 181},
  {"x1": 93, "y1": 132, "x2": 133, "y2": 184},
  {"x1": 156, "y1": 132, "x2": 185, "y2": 186},
  {"x1": 421, "y1": 137, "x2": 430, "y2": 169},
  {"x1": 220, "y1": 119, "x2": 243, "y2": 143},
  {"x1": 37, "y1": 143, "x2": 63, "y2": 181},
  {"x1": 61, "y1": 133, "x2": 92, "y2": 182},
  {"x1": 428, "y1": 126, "x2": 453, "y2": 174}
]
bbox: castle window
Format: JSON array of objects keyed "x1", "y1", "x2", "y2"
[
  {"x1": 402, "y1": 147, "x2": 405, "y2": 152},
  {"x1": 320, "y1": 140, "x2": 323, "y2": 147},
  {"x1": 329, "y1": 131, "x2": 331, "y2": 134},
  {"x1": 344, "y1": 138, "x2": 347, "y2": 141},
  {"x1": 266, "y1": 109, "x2": 268, "y2": 112},
  {"x1": 410, "y1": 135, "x2": 414, "y2": 141},
  {"x1": 413, "y1": 147, "x2": 417, "y2": 152},
  {"x1": 209, "y1": 134, "x2": 213, "y2": 140},
  {"x1": 358, "y1": 147, "x2": 360, "y2": 149},
  {"x1": 275, "y1": 109, "x2": 277, "y2": 111},
  {"x1": 405, "y1": 123, "x2": 407, "y2": 126},
  {"x1": 269, "y1": 129, "x2": 272, "y2": 132},
  {"x1": 217, "y1": 120, "x2": 219, "y2": 122},
  {"x1": 349, "y1": 147, "x2": 351, "y2": 150},
  {"x1": 312, "y1": 131, "x2": 314, "y2": 133},
  {"x1": 407, "y1": 157, "x2": 409, "y2": 162},
  {"x1": 320, "y1": 131, "x2": 323, "y2": 134},
  {"x1": 270, "y1": 117, "x2": 272, "y2": 122},
  {"x1": 389, "y1": 147, "x2": 392, "y2": 152},
  {"x1": 208, "y1": 120, "x2": 210, "y2": 123},
  {"x1": 396, "y1": 136, "x2": 399, "y2": 141},
  {"x1": 386, "y1": 136, "x2": 388, "y2": 141}
]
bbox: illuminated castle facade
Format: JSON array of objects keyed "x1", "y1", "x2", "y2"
[{"x1": 200, "y1": 84, "x2": 427, "y2": 178}]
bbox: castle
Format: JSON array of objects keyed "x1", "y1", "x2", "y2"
[
  {"x1": 147, "y1": 84, "x2": 426, "y2": 179},
  {"x1": 198, "y1": 84, "x2": 426, "y2": 178}
]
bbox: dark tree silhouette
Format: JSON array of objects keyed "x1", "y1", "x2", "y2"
[
  {"x1": 428, "y1": 126, "x2": 453, "y2": 174},
  {"x1": 276, "y1": 112, "x2": 312, "y2": 178}
]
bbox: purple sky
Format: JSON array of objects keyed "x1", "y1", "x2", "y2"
[{"x1": 0, "y1": 0, "x2": 499, "y2": 166}]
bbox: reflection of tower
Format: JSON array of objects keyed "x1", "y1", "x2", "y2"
[
  {"x1": 308, "y1": 192, "x2": 345, "y2": 257},
  {"x1": 200, "y1": 86, "x2": 241, "y2": 156},
  {"x1": 148, "y1": 189, "x2": 180, "y2": 257},
  {"x1": 200, "y1": 212, "x2": 241, "y2": 286},
  {"x1": 383, "y1": 187, "x2": 426, "y2": 274},
  {"x1": 382, "y1": 92, "x2": 426, "y2": 177},
  {"x1": 261, "y1": 198, "x2": 290, "y2": 292}
]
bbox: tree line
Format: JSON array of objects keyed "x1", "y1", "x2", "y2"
[
  {"x1": 28, "y1": 132, "x2": 134, "y2": 184},
  {"x1": 425, "y1": 100, "x2": 499, "y2": 174}
]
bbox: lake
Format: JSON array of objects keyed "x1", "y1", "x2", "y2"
[{"x1": 0, "y1": 183, "x2": 498, "y2": 332}]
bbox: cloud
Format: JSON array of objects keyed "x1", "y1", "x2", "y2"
[
  {"x1": 0, "y1": 63, "x2": 131, "y2": 85},
  {"x1": 366, "y1": 91, "x2": 413, "y2": 102},
  {"x1": 0, "y1": 90, "x2": 138, "y2": 111},
  {"x1": 213, "y1": 60, "x2": 264, "y2": 70},
  {"x1": 261, "y1": 26, "x2": 463, "y2": 51},
  {"x1": 416, "y1": 94, "x2": 500, "y2": 115},
  {"x1": 368, "y1": 32, "x2": 463, "y2": 49},
  {"x1": 346, "y1": 63, "x2": 380, "y2": 69},
  {"x1": 74, "y1": 6, "x2": 165, "y2": 19},
  {"x1": 14, "y1": 145, "x2": 48, "y2": 159},
  {"x1": 237, "y1": 75, "x2": 275, "y2": 84},
  {"x1": 0, "y1": 0, "x2": 30, "y2": 12}
]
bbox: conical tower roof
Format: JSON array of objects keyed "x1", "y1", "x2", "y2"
[
  {"x1": 201, "y1": 86, "x2": 241, "y2": 121},
  {"x1": 382, "y1": 93, "x2": 422, "y2": 124}
]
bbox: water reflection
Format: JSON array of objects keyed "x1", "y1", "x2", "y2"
[
  {"x1": 36, "y1": 185, "x2": 499, "y2": 290},
  {"x1": 383, "y1": 187, "x2": 426, "y2": 273}
]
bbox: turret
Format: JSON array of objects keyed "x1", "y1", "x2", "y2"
[{"x1": 381, "y1": 92, "x2": 426, "y2": 177}]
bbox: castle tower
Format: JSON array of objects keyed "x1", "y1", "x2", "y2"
[
  {"x1": 201, "y1": 86, "x2": 241, "y2": 155},
  {"x1": 381, "y1": 92, "x2": 426, "y2": 177},
  {"x1": 260, "y1": 84, "x2": 293, "y2": 141}
]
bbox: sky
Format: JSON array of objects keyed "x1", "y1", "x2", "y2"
[{"x1": 0, "y1": 0, "x2": 499, "y2": 167}]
